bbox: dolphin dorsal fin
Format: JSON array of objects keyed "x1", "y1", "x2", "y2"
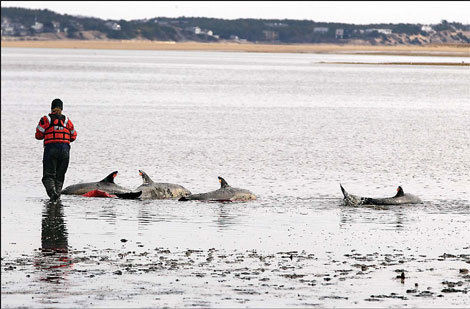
[
  {"x1": 218, "y1": 176, "x2": 230, "y2": 188},
  {"x1": 139, "y1": 170, "x2": 154, "y2": 184},
  {"x1": 101, "y1": 171, "x2": 118, "y2": 183},
  {"x1": 395, "y1": 186, "x2": 405, "y2": 197}
]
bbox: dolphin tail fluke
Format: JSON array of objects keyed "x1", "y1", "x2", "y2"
[{"x1": 340, "y1": 185, "x2": 366, "y2": 206}]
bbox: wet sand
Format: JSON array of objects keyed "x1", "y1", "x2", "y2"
[
  {"x1": 2, "y1": 40, "x2": 469, "y2": 57},
  {"x1": 2, "y1": 244, "x2": 469, "y2": 307}
]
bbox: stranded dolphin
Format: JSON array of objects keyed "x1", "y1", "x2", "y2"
[
  {"x1": 179, "y1": 176, "x2": 257, "y2": 202},
  {"x1": 340, "y1": 184, "x2": 422, "y2": 206},
  {"x1": 135, "y1": 170, "x2": 191, "y2": 199},
  {"x1": 61, "y1": 171, "x2": 141, "y2": 198}
]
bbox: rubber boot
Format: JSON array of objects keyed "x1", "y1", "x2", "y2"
[
  {"x1": 42, "y1": 177, "x2": 57, "y2": 200},
  {"x1": 55, "y1": 181, "x2": 63, "y2": 199},
  {"x1": 50, "y1": 190, "x2": 59, "y2": 202}
]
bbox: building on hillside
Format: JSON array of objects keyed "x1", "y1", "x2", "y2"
[
  {"x1": 265, "y1": 22, "x2": 288, "y2": 28},
  {"x1": 31, "y1": 22, "x2": 43, "y2": 33},
  {"x1": 1, "y1": 25, "x2": 14, "y2": 36},
  {"x1": 313, "y1": 27, "x2": 329, "y2": 34},
  {"x1": 4, "y1": 23, "x2": 29, "y2": 36},
  {"x1": 51, "y1": 21, "x2": 61, "y2": 33},
  {"x1": 1, "y1": 18, "x2": 13, "y2": 35},
  {"x1": 105, "y1": 21, "x2": 121, "y2": 31},
  {"x1": 335, "y1": 29, "x2": 344, "y2": 39},
  {"x1": 186, "y1": 26, "x2": 201, "y2": 34},
  {"x1": 70, "y1": 21, "x2": 84, "y2": 31},
  {"x1": 263, "y1": 30, "x2": 279, "y2": 41},
  {"x1": 378, "y1": 29, "x2": 392, "y2": 35},
  {"x1": 1, "y1": 17, "x2": 10, "y2": 27},
  {"x1": 421, "y1": 25, "x2": 435, "y2": 33},
  {"x1": 366, "y1": 28, "x2": 392, "y2": 35},
  {"x1": 18, "y1": 26, "x2": 29, "y2": 36}
]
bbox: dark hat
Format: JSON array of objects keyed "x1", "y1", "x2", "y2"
[{"x1": 51, "y1": 98, "x2": 63, "y2": 110}]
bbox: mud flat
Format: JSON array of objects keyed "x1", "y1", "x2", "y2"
[
  {"x1": 1, "y1": 40, "x2": 469, "y2": 57},
  {"x1": 2, "y1": 245, "x2": 469, "y2": 307}
]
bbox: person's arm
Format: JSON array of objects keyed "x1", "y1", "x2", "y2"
[
  {"x1": 67, "y1": 119, "x2": 77, "y2": 142},
  {"x1": 35, "y1": 116, "x2": 47, "y2": 140}
]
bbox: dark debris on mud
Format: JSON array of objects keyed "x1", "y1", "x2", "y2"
[{"x1": 2, "y1": 246, "x2": 470, "y2": 306}]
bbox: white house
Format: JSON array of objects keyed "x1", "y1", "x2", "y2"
[
  {"x1": 313, "y1": 27, "x2": 329, "y2": 33},
  {"x1": 105, "y1": 22, "x2": 121, "y2": 31},
  {"x1": 366, "y1": 28, "x2": 392, "y2": 35},
  {"x1": 31, "y1": 22, "x2": 43, "y2": 33},
  {"x1": 186, "y1": 26, "x2": 201, "y2": 34},
  {"x1": 263, "y1": 30, "x2": 279, "y2": 41},
  {"x1": 421, "y1": 25, "x2": 434, "y2": 33},
  {"x1": 51, "y1": 21, "x2": 61, "y2": 33},
  {"x1": 265, "y1": 22, "x2": 288, "y2": 28},
  {"x1": 377, "y1": 29, "x2": 392, "y2": 35},
  {"x1": 335, "y1": 29, "x2": 344, "y2": 39},
  {"x1": 2, "y1": 25, "x2": 15, "y2": 35}
]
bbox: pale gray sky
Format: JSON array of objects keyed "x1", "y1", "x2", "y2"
[{"x1": 1, "y1": 1, "x2": 469, "y2": 24}]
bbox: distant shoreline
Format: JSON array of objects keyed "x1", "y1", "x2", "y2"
[{"x1": 1, "y1": 40, "x2": 469, "y2": 57}]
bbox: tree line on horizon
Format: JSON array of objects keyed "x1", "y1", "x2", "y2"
[{"x1": 2, "y1": 7, "x2": 469, "y2": 44}]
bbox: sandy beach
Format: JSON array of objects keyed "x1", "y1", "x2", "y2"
[{"x1": 2, "y1": 39, "x2": 469, "y2": 57}]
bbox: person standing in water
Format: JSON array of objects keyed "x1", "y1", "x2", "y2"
[{"x1": 35, "y1": 99, "x2": 77, "y2": 201}]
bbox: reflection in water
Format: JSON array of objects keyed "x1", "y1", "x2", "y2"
[
  {"x1": 339, "y1": 204, "x2": 406, "y2": 231},
  {"x1": 96, "y1": 203, "x2": 117, "y2": 225},
  {"x1": 34, "y1": 200, "x2": 72, "y2": 283},
  {"x1": 215, "y1": 203, "x2": 238, "y2": 229},
  {"x1": 138, "y1": 204, "x2": 155, "y2": 227},
  {"x1": 137, "y1": 202, "x2": 172, "y2": 229},
  {"x1": 394, "y1": 210, "x2": 404, "y2": 230},
  {"x1": 136, "y1": 201, "x2": 241, "y2": 229}
]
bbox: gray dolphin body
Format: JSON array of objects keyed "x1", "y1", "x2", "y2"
[
  {"x1": 135, "y1": 170, "x2": 191, "y2": 199},
  {"x1": 61, "y1": 171, "x2": 135, "y2": 195},
  {"x1": 179, "y1": 177, "x2": 257, "y2": 202},
  {"x1": 340, "y1": 184, "x2": 422, "y2": 206}
]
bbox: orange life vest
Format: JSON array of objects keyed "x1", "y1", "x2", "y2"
[{"x1": 43, "y1": 114, "x2": 72, "y2": 145}]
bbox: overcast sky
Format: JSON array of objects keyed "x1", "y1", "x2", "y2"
[{"x1": 1, "y1": 1, "x2": 469, "y2": 24}]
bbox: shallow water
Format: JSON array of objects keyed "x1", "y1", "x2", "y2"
[{"x1": 1, "y1": 47, "x2": 470, "y2": 307}]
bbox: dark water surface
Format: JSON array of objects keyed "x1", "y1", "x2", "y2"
[{"x1": 1, "y1": 48, "x2": 469, "y2": 307}]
